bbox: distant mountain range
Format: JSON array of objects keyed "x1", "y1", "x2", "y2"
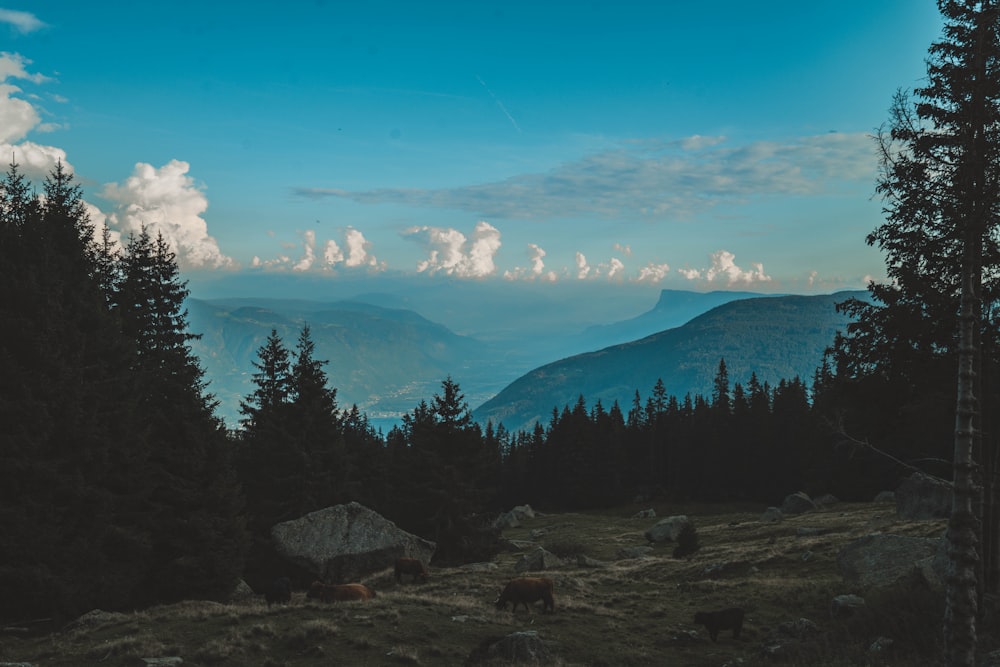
[
  {"x1": 185, "y1": 287, "x2": 866, "y2": 432},
  {"x1": 472, "y1": 291, "x2": 867, "y2": 433}
]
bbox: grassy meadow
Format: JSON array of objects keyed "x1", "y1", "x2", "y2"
[{"x1": 0, "y1": 500, "x2": 958, "y2": 666}]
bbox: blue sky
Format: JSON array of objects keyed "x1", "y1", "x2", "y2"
[{"x1": 2, "y1": 2, "x2": 944, "y2": 295}]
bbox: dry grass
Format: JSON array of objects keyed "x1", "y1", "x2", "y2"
[{"x1": 0, "y1": 501, "x2": 961, "y2": 666}]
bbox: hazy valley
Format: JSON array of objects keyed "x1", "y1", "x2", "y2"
[{"x1": 186, "y1": 284, "x2": 867, "y2": 432}]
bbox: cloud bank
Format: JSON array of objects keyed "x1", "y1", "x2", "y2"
[{"x1": 295, "y1": 132, "x2": 877, "y2": 221}]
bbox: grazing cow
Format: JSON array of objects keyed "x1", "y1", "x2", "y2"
[
  {"x1": 694, "y1": 607, "x2": 745, "y2": 642},
  {"x1": 494, "y1": 577, "x2": 555, "y2": 613},
  {"x1": 264, "y1": 577, "x2": 292, "y2": 606},
  {"x1": 394, "y1": 557, "x2": 429, "y2": 583},
  {"x1": 307, "y1": 580, "x2": 376, "y2": 602}
]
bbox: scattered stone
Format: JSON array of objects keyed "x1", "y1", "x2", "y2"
[
  {"x1": 469, "y1": 631, "x2": 558, "y2": 664},
  {"x1": 576, "y1": 554, "x2": 609, "y2": 568},
  {"x1": 634, "y1": 508, "x2": 656, "y2": 519},
  {"x1": 830, "y1": 594, "x2": 866, "y2": 619},
  {"x1": 228, "y1": 578, "x2": 256, "y2": 603},
  {"x1": 529, "y1": 529, "x2": 547, "y2": 540},
  {"x1": 617, "y1": 546, "x2": 654, "y2": 559},
  {"x1": 814, "y1": 493, "x2": 840, "y2": 508},
  {"x1": 760, "y1": 507, "x2": 783, "y2": 523},
  {"x1": 776, "y1": 618, "x2": 820, "y2": 638}
]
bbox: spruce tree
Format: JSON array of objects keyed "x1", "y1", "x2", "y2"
[
  {"x1": 835, "y1": 3, "x2": 1000, "y2": 662},
  {"x1": 113, "y1": 227, "x2": 247, "y2": 605}
]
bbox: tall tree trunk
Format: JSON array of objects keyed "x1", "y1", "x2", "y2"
[{"x1": 946, "y1": 259, "x2": 982, "y2": 666}]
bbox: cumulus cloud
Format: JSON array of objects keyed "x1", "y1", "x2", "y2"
[
  {"x1": 254, "y1": 226, "x2": 381, "y2": 273},
  {"x1": 404, "y1": 220, "x2": 501, "y2": 278},
  {"x1": 100, "y1": 160, "x2": 235, "y2": 270},
  {"x1": 680, "y1": 250, "x2": 772, "y2": 286},
  {"x1": 636, "y1": 261, "x2": 671, "y2": 284},
  {"x1": 504, "y1": 243, "x2": 557, "y2": 282},
  {"x1": 0, "y1": 52, "x2": 69, "y2": 178},
  {"x1": 575, "y1": 252, "x2": 591, "y2": 280},
  {"x1": 296, "y1": 132, "x2": 878, "y2": 220},
  {"x1": 0, "y1": 10, "x2": 47, "y2": 34}
]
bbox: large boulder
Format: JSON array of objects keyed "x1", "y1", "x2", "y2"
[
  {"x1": 644, "y1": 515, "x2": 690, "y2": 543},
  {"x1": 270, "y1": 502, "x2": 435, "y2": 583},
  {"x1": 836, "y1": 534, "x2": 943, "y2": 589},
  {"x1": 896, "y1": 472, "x2": 952, "y2": 520},
  {"x1": 780, "y1": 492, "x2": 817, "y2": 515}
]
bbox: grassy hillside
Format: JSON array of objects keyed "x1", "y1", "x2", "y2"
[
  {"x1": 0, "y1": 500, "x2": 955, "y2": 666},
  {"x1": 474, "y1": 292, "x2": 864, "y2": 432}
]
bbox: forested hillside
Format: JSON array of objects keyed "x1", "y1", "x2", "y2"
[{"x1": 474, "y1": 291, "x2": 866, "y2": 432}]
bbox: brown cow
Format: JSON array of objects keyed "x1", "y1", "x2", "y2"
[
  {"x1": 307, "y1": 581, "x2": 377, "y2": 602},
  {"x1": 394, "y1": 557, "x2": 429, "y2": 583},
  {"x1": 494, "y1": 577, "x2": 554, "y2": 613}
]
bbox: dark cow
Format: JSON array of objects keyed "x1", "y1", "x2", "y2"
[
  {"x1": 694, "y1": 607, "x2": 745, "y2": 642},
  {"x1": 307, "y1": 580, "x2": 377, "y2": 602},
  {"x1": 394, "y1": 557, "x2": 429, "y2": 583},
  {"x1": 494, "y1": 577, "x2": 554, "y2": 613},
  {"x1": 264, "y1": 576, "x2": 292, "y2": 606}
]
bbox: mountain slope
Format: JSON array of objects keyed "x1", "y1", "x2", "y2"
[
  {"x1": 186, "y1": 298, "x2": 490, "y2": 429},
  {"x1": 472, "y1": 291, "x2": 866, "y2": 432}
]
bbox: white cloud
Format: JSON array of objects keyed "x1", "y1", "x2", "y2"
[
  {"x1": 405, "y1": 220, "x2": 501, "y2": 278},
  {"x1": 635, "y1": 261, "x2": 671, "y2": 284},
  {"x1": 504, "y1": 243, "x2": 557, "y2": 282},
  {"x1": 681, "y1": 250, "x2": 772, "y2": 286},
  {"x1": 100, "y1": 160, "x2": 235, "y2": 270},
  {"x1": 253, "y1": 226, "x2": 382, "y2": 273},
  {"x1": 293, "y1": 229, "x2": 317, "y2": 271},
  {"x1": 343, "y1": 227, "x2": 379, "y2": 268},
  {"x1": 0, "y1": 53, "x2": 72, "y2": 179},
  {"x1": 575, "y1": 252, "x2": 591, "y2": 280},
  {"x1": 0, "y1": 11, "x2": 47, "y2": 34}
]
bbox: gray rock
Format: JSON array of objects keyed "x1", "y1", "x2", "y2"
[
  {"x1": 576, "y1": 554, "x2": 608, "y2": 568},
  {"x1": 228, "y1": 578, "x2": 256, "y2": 603},
  {"x1": 617, "y1": 546, "x2": 654, "y2": 559},
  {"x1": 634, "y1": 508, "x2": 656, "y2": 519},
  {"x1": 645, "y1": 515, "x2": 690, "y2": 543},
  {"x1": 780, "y1": 491, "x2": 817, "y2": 515},
  {"x1": 874, "y1": 490, "x2": 895, "y2": 503},
  {"x1": 836, "y1": 534, "x2": 942, "y2": 589},
  {"x1": 482, "y1": 630, "x2": 557, "y2": 663},
  {"x1": 896, "y1": 472, "x2": 952, "y2": 520},
  {"x1": 514, "y1": 546, "x2": 563, "y2": 572},
  {"x1": 270, "y1": 501, "x2": 435, "y2": 582},
  {"x1": 830, "y1": 594, "x2": 866, "y2": 619},
  {"x1": 814, "y1": 493, "x2": 840, "y2": 508},
  {"x1": 760, "y1": 507, "x2": 783, "y2": 523}
]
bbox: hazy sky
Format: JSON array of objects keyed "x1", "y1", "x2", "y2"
[{"x1": 2, "y1": 2, "x2": 944, "y2": 294}]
